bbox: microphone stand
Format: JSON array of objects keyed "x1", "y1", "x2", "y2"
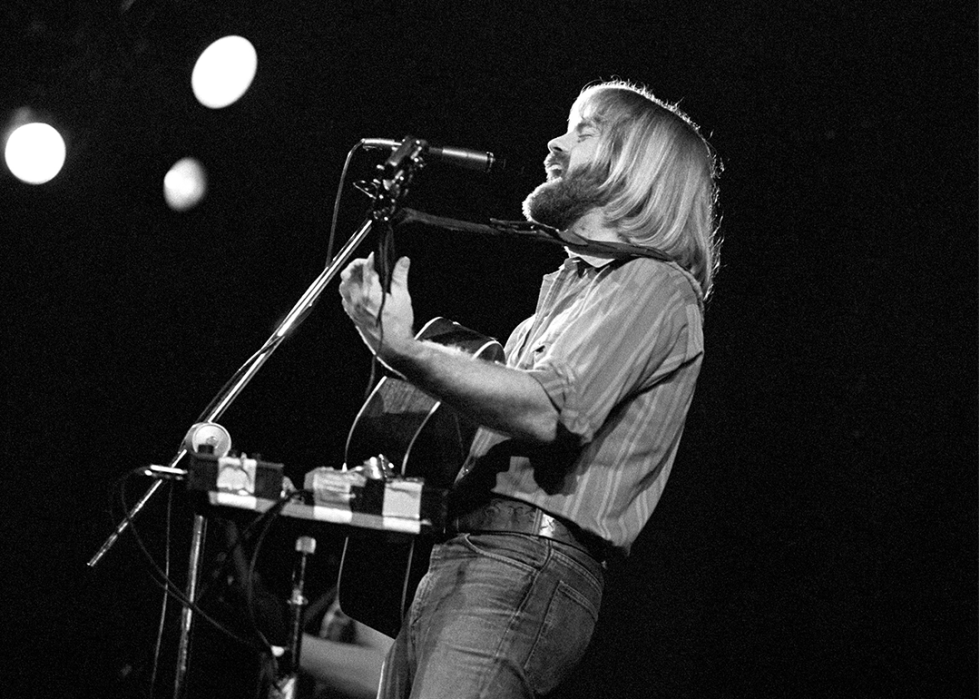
[{"x1": 86, "y1": 136, "x2": 425, "y2": 698}]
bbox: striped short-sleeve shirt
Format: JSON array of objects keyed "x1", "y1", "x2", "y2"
[{"x1": 457, "y1": 252, "x2": 705, "y2": 555}]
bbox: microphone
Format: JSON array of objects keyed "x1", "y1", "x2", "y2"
[{"x1": 361, "y1": 137, "x2": 504, "y2": 174}]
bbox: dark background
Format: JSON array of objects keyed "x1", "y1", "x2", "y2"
[{"x1": 2, "y1": 1, "x2": 975, "y2": 697}]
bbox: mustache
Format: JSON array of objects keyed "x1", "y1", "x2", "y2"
[{"x1": 544, "y1": 154, "x2": 567, "y2": 173}]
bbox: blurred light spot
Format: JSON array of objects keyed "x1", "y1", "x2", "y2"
[
  {"x1": 4, "y1": 122, "x2": 66, "y2": 184},
  {"x1": 164, "y1": 157, "x2": 207, "y2": 211},
  {"x1": 191, "y1": 35, "x2": 258, "y2": 109}
]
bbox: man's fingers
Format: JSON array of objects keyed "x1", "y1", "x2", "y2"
[
  {"x1": 391, "y1": 256, "x2": 411, "y2": 290},
  {"x1": 340, "y1": 258, "x2": 361, "y2": 284},
  {"x1": 339, "y1": 257, "x2": 374, "y2": 297}
]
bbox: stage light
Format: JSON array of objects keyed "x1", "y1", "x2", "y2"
[
  {"x1": 191, "y1": 35, "x2": 258, "y2": 109},
  {"x1": 163, "y1": 157, "x2": 207, "y2": 211},
  {"x1": 4, "y1": 122, "x2": 66, "y2": 184}
]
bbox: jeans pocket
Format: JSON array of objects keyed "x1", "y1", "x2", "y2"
[{"x1": 525, "y1": 578, "x2": 600, "y2": 694}]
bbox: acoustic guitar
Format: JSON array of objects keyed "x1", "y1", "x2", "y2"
[{"x1": 336, "y1": 317, "x2": 504, "y2": 637}]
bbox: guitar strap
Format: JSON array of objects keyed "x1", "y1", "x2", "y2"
[{"x1": 392, "y1": 208, "x2": 674, "y2": 262}]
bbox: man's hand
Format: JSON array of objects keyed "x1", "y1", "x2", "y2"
[{"x1": 338, "y1": 253, "x2": 415, "y2": 362}]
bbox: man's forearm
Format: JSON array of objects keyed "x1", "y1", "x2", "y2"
[{"x1": 379, "y1": 337, "x2": 560, "y2": 444}]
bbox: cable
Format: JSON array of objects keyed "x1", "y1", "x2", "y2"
[
  {"x1": 319, "y1": 138, "x2": 393, "y2": 402},
  {"x1": 244, "y1": 496, "x2": 292, "y2": 655},
  {"x1": 324, "y1": 141, "x2": 366, "y2": 269},
  {"x1": 114, "y1": 468, "x2": 262, "y2": 650},
  {"x1": 148, "y1": 481, "x2": 174, "y2": 697}
]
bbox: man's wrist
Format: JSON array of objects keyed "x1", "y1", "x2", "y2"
[{"x1": 375, "y1": 330, "x2": 419, "y2": 372}]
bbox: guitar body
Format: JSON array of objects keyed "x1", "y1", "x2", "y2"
[{"x1": 337, "y1": 317, "x2": 504, "y2": 637}]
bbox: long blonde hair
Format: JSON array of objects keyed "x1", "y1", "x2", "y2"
[{"x1": 573, "y1": 81, "x2": 722, "y2": 298}]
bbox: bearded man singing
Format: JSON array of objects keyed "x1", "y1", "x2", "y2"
[{"x1": 338, "y1": 79, "x2": 722, "y2": 698}]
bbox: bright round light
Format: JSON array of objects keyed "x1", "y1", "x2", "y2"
[
  {"x1": 163, "y1": 157, "x2": 207, "y2": 211},
  {"x1": 191, "y1": 35, "x2": 258, "y2": 109},
  {"x1": 4, "y1": 122, "x2": 67, "y2": 184}
]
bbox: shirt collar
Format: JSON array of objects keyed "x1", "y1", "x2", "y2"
[{"x1": 564, "y1": 247, "x2": 621, "y2": 270}]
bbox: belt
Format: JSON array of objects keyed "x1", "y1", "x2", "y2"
[{"x1": 448, "y1": 497, "x2": 611, "y2": 564}]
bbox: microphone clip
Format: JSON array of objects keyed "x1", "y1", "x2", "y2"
[
  {"x1": 361, "y1": 136, "x2": 426, "y2": 224},
  {"x1": 381, "y1": 136, "x2": 428, "y2": 183}
]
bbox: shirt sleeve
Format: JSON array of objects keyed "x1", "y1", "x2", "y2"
[{"x1": 522, "y1": 261, "x2": 702, "y2": 444}]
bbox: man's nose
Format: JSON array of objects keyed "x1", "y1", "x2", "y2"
[{"x1": 547, "y1": 132, "x2": 572, "y2": 154}]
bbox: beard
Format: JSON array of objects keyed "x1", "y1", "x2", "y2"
[{"x1": 521, "y1": 168, "x2": 609, "y2": 232}]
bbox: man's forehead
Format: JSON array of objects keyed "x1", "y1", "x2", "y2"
[{"x1": 567, "y1": 110, "x2": 601, "y2": 131}]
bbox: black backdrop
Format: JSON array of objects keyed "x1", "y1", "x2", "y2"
[{"x1": 2, "y1": 1, "x2": 975, "y2": 697}]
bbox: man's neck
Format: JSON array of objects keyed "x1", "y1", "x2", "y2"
[
  {"x1": 566, "y1": 209, "x2": 622, "y2": 243},
  {"x1": 561, "y1": 209, "x2": 628, "y2": 267}
]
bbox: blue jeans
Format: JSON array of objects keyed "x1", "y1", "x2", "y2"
[{"x1": 378, "y1": 532, "x2": 604, "y2": 698}]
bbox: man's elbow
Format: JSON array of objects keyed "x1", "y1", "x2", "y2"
[{"x1": 519, "y1": 408, "x2": 562, "y2": 445}]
